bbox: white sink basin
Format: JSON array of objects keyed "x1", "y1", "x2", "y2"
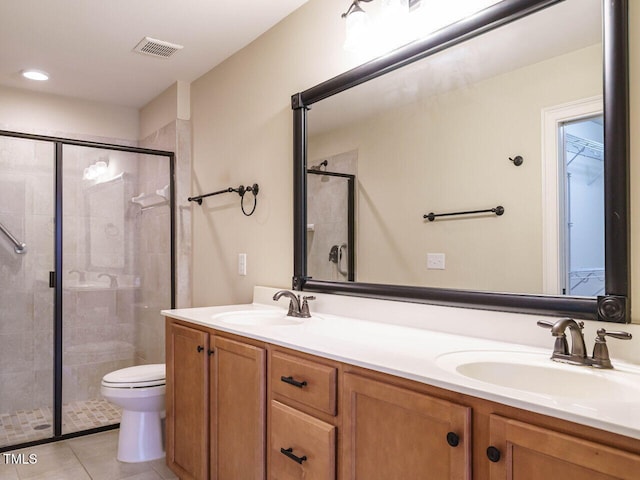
[
  {"x1": 211, "y1": 309, "x2": 310, "y2": 326},
  {"x1": 436, "y1": 350, "x2": 640, "y2": 399}
]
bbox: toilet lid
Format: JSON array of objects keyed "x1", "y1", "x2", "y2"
[{"x1": 102, "y1": 364, "x2": 165, "y2": 388}]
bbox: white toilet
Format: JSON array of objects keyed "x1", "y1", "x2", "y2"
[{"x1": 101, "y1": 364, "x2": 166, "y2": 463}]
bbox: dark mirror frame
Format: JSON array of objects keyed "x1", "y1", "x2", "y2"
[{"x1": 291, "y1": 0, "x2": 629, "y2": 323}]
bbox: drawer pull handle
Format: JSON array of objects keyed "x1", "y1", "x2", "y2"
[
  {"x1": 486, "y1": 446, "x2": 501, "y2": 463},
  {"x1": 280, "y1": 447, "x2": 307, "y2": 464},
  {"x1": 281, "y1": 376, "x2": 307, "y2": 388}
]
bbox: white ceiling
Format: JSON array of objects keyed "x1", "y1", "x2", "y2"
[{"x1": 0, "y1": 0, "x2": 308, "y2": 108}]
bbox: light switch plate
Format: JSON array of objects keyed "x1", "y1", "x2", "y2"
[
  {"x1": 427, "y1": 253, "x2": 445, "y2": 270},
  {"x1": 238, "y1": 253, "x2": 247, "y2": 275}
]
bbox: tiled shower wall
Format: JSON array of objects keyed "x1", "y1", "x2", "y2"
[
  {"x1": 136, "y1": 119, "x2": 192, "y2": 365},
  {"x1": 0, "y1": 137, "x2": 55, "y2": 413},
  {"x1": 132, "y1": 154, "x2": 171, "y2": 365}
]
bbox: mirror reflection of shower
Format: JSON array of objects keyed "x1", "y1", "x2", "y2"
[
  {"x1": 329, "y1": 243, "x2": 348, "y2": 276},
  {"x1": 306, "y1": 150, "x2": 356, "y2": 282}
]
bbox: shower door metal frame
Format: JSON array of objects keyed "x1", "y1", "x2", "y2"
[{"x1": 0, "y1": 129, "x2": 176, "y2": 452}]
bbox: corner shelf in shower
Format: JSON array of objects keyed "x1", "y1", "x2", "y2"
[{"x1": 131, "y1": 184, "x2": 169, "y2": 211}]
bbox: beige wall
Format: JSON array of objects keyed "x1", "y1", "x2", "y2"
[
  {"x1": 139, "y1": 80, "x2": 191, "y2": 140},
  {"x1": 0, "y1": 85, "x2": 139, "y2": 142},
  {"x1": 190, "y1": 0, "x2": 360, "y2": 306},
  {"x1": 191, "y1": 0, "x2": 640, "y2": 320}
]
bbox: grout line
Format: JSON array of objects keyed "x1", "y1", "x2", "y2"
[{"x1": 64, "y1": 438, "x2": 94, "y2": 480}]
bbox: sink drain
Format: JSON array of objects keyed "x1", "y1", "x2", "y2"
[{"x1": 33, "y1": 424, "x2": 51, "y2": 430}]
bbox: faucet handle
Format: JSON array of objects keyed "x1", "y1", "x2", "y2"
[
  {"x1": 537, "y1": 320, "x2": 569, "y2": 355},
  {"x1": 592, "y1": 328, "x2": 632, "y2": 369},
  {"x1": 300, "y1": 296, "x2": 316, "y2": 318},
  {"x1": 597, "y1": 328, "x2": 632, "y2": 341}
]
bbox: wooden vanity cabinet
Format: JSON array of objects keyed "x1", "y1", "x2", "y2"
[
  {"x1": 166, "y1": 319, "x2": 266, "y2": 480},
  {"x1": 167, "y1": 318, "x2": 640, "y2": 480},
  {"x1": 342, "y1": 373, "x2": 472, "y2": 480},
  {"x1": 488, "y1": 415, "x2": 640, "y2": 480}
]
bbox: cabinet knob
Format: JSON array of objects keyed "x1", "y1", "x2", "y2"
[
  {"x1": 207, "y1": 349, "x2": 215, "y2": 356},
  {"x1": 486, "y1": 446, "x2": 501, "y2": 463},
  {"x1": 197, "y1": 345, "x2": 204, "y2": 353},
  {"x1": 280, "y1": 447, "x2": 307, "y2": 464},
  {"x1": 446, "y1": 432, "x2": 460, "y2": 447}
]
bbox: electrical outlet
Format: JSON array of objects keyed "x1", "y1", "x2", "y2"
[
  {"x1": 427, "y1": 253, "x2": 445, "y2": 270},
  {"x1": 238, "y1": 253, "x2": 247, "y2": 276}
]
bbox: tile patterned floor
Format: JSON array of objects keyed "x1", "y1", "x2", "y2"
[
  {"x1": 0, "y1": 429, "x2": 177, "y2": 480},
  {"x1": 0, "y1": 399, "x2": 122, "y2": 449}
]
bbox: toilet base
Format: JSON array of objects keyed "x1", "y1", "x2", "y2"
[{"x1": 117, "y1": 410, "x2": 165, "y2": 463}]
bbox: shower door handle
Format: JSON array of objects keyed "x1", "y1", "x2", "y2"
[
  {"x1": 49, "y1": 271, "x2": 56, "y2": 288},
  {"x1": 337, "y1": 244, "x2": 348, "y2": 276}
]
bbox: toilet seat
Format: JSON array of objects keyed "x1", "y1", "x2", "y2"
[{"x1": 102, "y1": 364, "x2": 165, "y2": 389}]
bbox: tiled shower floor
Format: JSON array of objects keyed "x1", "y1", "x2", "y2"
[{"x1": 0, "y1": 399, "x2": 121, "y2": 449}]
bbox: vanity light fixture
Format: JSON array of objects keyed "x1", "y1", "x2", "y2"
[
  {"x1": 342, "y1": 0, "x2": 373, "y2": 51},
  {"x1": 341, "y1": 0, "x2": 502, "y2": 55},
  {"x1": 21, "y1": 69, "x2": 49, "y2": 81},
  {"x1": 341, "y1": 0, "x2": 414, "y2": 54}
]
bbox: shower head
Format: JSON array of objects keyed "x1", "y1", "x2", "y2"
[{"x1": 310, "y1": 159, "x2": 328, "y2": 171}]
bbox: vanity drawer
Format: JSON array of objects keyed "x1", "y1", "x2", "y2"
[
  {"x1": 271, "y1": 351, "x2": 337, "y2": 415},
  {"x1": 270, "y1": 400, "x2": 336, "y2": 480}
]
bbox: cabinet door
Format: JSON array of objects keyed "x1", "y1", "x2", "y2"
[
  {"x1": 343, "y1": 373, "x2": 471, "y2": 480},
  {"x1": 166, "y1": 321, "x2": 210, "y2": 480},
  {"x1": 489, "y1": 415, "x2": 640, "y2": 480},
  {"x1": 211, "y1": 336, "x2": 266, "y2": 480}
]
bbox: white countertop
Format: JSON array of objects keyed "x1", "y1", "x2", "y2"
[{"x1": 163, "y1": 289, "x2": 640, "y2": 441}]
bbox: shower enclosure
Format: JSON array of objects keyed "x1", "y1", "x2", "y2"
[
  {"x1": 306, "y1": 151, "x2": 356, "y2": 282},
  {"x1": 0, "y1": 131, "x2": 174, "y2": 451}
]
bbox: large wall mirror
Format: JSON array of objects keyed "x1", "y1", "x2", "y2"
[{"x1": 292, "y1": 0, "x2": 629, "y2": 322}]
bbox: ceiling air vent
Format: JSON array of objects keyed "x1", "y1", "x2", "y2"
[{"x1": 133, "y1": 37, "x2": 183, "y2": 59}]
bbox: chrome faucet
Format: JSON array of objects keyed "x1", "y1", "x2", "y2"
[
  {"x1": 538, "y1": 319, "x2": 631, "y2": 369},
  {"x1": 273, "y1": 290, "x2": 315, "y2": 318},
  {"x1": 98, "y1": 273, "x2": 118, "y2": 288}
]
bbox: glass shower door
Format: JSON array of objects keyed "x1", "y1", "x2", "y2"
[
  {"x1": 61, "y1": 144, "x2": 172, "y2": 435},
  {"x1": 0, "y1": 136, "x2": 55, "y2": 448}
]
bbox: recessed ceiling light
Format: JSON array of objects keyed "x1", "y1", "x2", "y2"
[{"x1": 22, "y1": 69, "x2": 49, "y2": 81}]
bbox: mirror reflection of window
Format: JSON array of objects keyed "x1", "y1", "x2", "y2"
[{"x1": 560, "y1": 116, "x2": 604, "y2": 296}]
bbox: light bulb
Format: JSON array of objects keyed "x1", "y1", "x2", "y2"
[
  {"x1": 22, "y1": 70, "x2": 49, "y2": 81},
  {"x1": 344, "y1": 7, "x2": 369, "y2": 52}
]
